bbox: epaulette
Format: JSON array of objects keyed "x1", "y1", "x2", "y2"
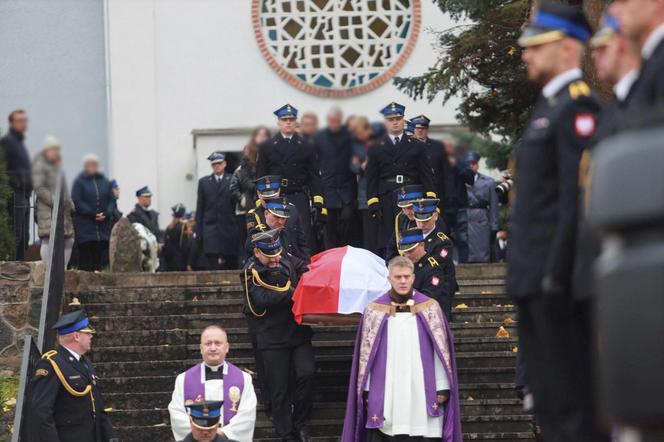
[
  {"x1": 436, "y1": 231, "x2": 449, "y2": 241},
  {"x1": 255, "y1": 223, "x2": 267, "y2": 232},
  {"x1": 569, "y1": 80, "x2": 591, "y2": 100},
  {"x1": 248, "y1": 208, "x2": 256, "y2": 214},
  {"x1": 427, "y1": 256, "x2": 439, "y2": 267},
  {"x1": 42, "y1": 350, "x2": 58, "y2": 360}
]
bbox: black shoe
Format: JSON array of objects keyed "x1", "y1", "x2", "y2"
[{"x1": 298, "y1": 428, "x2": 311, "y2": 442}]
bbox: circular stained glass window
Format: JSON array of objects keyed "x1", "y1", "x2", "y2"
[{"x1": 252, "y1": 0, "x2": 421, "y2": 98}]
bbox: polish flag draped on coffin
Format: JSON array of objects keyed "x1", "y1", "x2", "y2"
[{"x1": 292, "y1": 246, "x2": 391, "y2": 324}]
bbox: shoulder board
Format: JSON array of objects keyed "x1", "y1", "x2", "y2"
[
  {"x1": 436, "y1": 231, "x2": 449, "y2": 241},
  {"x1": 247, "y1": 208, "x2": 256, "y2": 214},
  {"x1": 568, "y1": 80, "x2": 591, "y2": 100},
  {"x1": 256, "y1": 223, "x2": 267, "y2": 232},
  {"x1": 42, "y1": 350, "x2": 58, "y2": 360},
  {"x1": 427, "y1": 256, "x2": 439, "y2": 267}
]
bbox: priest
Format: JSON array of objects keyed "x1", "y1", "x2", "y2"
[
  {"x1": 342, "y1": 256, "x2": 462, "y2": 442},
  {"x1": 168, "y1": 325, "x2": 256, "y2": 442}
]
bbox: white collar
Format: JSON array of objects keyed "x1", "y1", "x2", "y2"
[
  {"x1": 63, "y1": 345, "x2": 81, "y2": 361},
  {"x1": 613, "y1": 69, "x2": 640, "y2": 102},
  {"x1": 200, "y1": 362, "x2": 228, "y2": 382},
  {"x1": 642, "y1": 22, "x2": 664, "y2": 59},
  {"x1": 390, "y1": 132, "x2": 404, "y2": 143},
  {"x1": 542, "y1": 68, "x2": 583, "y2": 98},
  {"x1": 281, "y1": 132, "x2": 293, "y2": 140},
  {"x1": 423, "y1": 228, "x2": 434, "y2": 239},
  {"x1": 214, "y1": 173, "x2": 224, "y2": 180}
]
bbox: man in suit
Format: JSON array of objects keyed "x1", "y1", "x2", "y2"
[
  {"x1": 127, "y1": 185, "x2": 163, "y2": 242},
  {"x1": 31, "y1": 310, "x2": 118, "y2": 442},
  {"x1": 365, "y1": 102, "x2": 436, "y2": 257},
  {"x1": 507, "y1": 3, "x2": 606, "y2": 440},
  {"x1": 465, "y1": 152, "x2": 499, "y2": 263},
  {"x1": 611, "y1": 0, "x2": 664, "y2": 113},
  {"x1": 410, "y1": 114, "x2": 450, "y2": 208},
  {"x1": 195, "y1": 151, "x2": 239, "y2": 270},
  {"x1": 314, "y1": 108, "x2": 356, "y2": 249},
  {"x1": 256, "y1": 105, "x2": 326, "y2": 248}
]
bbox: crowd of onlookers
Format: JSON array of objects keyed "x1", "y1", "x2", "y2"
[{"x1": 0, "y1": 107, "x2": 509, "y2": 272}]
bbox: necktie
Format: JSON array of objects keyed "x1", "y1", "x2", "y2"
[
  {"x1": 285, "y1": 137, "x2": 291, "y2": 144},
  {"x1": 394, "y1": 137, "x2": 400, "y2": 145}
]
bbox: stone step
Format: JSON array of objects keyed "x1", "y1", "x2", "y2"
[{"x1": 106, "y1": 398, "x2": 524, "y2": 429}]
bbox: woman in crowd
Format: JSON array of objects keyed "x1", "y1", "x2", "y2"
[
  {"x1": 163, "y1": 203, "x2": 191, "y2": 271},
  {"x1": 71, "y1": 154, "x2": 116, "y2": 271},
  {"x1": 230, "y1": 126, "x2": 270, "y2": 260},
  {"x1": 32, "y1": 136, "x2": 75, "y2": 265}
]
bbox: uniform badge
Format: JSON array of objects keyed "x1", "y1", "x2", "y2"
[
  {"x1": 35, "y1": 368, "x2": 48, "y2": 377},
  {"x1": 439, "y1": 248, "x2": 448, "y2": 258},
  {"x1": 575, "y1": 114, "x2": 595, "y2": 138},
  {"x1": 431, "y1": 276, "x2": 440, "y2": 286}
]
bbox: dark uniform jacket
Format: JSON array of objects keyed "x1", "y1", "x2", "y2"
[
  {"x1": 0, "y1": 128, "x2": 32, "y2": 194},
  {"x1": 195, "y1": 173, "x2": 239, "y2": 256},
  {"x1": 314, "y1": 127, "x2": 356, "y2": 209},
  {"x1": 424, "y1": 137, "x2": 450, "y2": 202},
  {"x1": 30, "y1": 346, "x2": 117, "y2": 442},
  {"x1": 245, "y1": 203, "x2": 310, "y2": 261},
  {"x1": 507, "y1": 78, "x2": 601, "y2": 299},
  {"x1": 242, "y1": 255, "x2": 311, "y2": 350},
  {"x1": 624, "y1": 35, "x2": 664, "y2": 114},
  {"x1": 256, "y1": 133, "x2": 322, "y2": 198},
  {"x1": 163, "y1": 221, "x2": 192, "y2": 271},
  {"x1": 179, "y1": 434, "x2": 229, "y2": 442},
  {"x1": 365, "y1": 134, "x2": 435, "y2": 201},
  {"x1": 414, "y1": 253, "x2": 452, "y2": 320},
  {"x1": 422, "y1": 219, "x2": 458, "y2": 296},
  {"x1": 127, "y1": 204, "x2": 163, "y2": 242}
]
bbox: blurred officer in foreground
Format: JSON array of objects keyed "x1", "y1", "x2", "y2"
[
  {"x1": 31, "y1": 311, "x2": 118, "y2": 442},
  {"x1": 179, "y1": 401, "x2": 240, "y2": 442},
  {"x1": 257, "y1": 105, "x2": 326, "y2": 247},
  {"x1": 610, "y1": 0, "x2": 664, "y2": 112},
  {"x1": 365, "y1": 102, "x2": 435, "y2": 257},
  {"x1": 465, "y1": 152, "x2": 499, "y2": 263},
  {"x1": 242, "y1": 229, "x2": 313, "y2": 442},
  {"x1": 411, "y1": 114, "x2": 450, "y2": 206},
  {"x1": 195, "y1": 151, "x2": 239, "y2": 270},
  {"x1": 507, "y1": 2, "x2": 606, "y2": 440},
  {"x1": 385, "y1": 184, "x2": 424, "y2": 262},
  {"x1": 314, "y1": 108, "x2": 356, "y2": 249},
  {"x1": 400, "y1": 227, "x2": 453, "y2": 320}
]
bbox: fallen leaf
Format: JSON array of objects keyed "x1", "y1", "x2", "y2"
[
  {"x1": 455, "y1": 303, "x2": 469, "y2": 309},
  {"x1": 467, "y1": 395, "x2": 475, "y2": 401},
  {"x1": 481, "y1": 290, "x2": 493, "y2": 294},
  {"x1": 512, "y1": 346, "x2": 519, "y2": 353},
  {"x1": 496, "y1": 326, "x2": 510, "y2": 338},
  {"x1": 503, "y1": 317, "x2": 515, "y2": 324},
  {"x1": 104, "y1": 407, "x2": 113, "y2": 412}
]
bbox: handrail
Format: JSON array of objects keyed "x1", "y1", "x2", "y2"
[{"x1": 12, "y1": 168, "x2": 66, "y2": 442}]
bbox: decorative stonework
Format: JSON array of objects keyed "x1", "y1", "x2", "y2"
[{"x1": 252, "y1": 0, "x2": 421, "y2": 97}]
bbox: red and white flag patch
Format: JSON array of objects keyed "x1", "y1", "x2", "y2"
[
  {"x1": 574, "y1": 114, "x2": 595, "y2": 138},
  {"x1": 431, "y1": 276, "x2": 440, "y2": 286},
  {"x1": 439, "y1": 248, "x2": 449, "y2": 258}
]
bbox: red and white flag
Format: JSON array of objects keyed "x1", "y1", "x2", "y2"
[{"x1": 292, "y1": 246, "x2": 391, "y2": 324}]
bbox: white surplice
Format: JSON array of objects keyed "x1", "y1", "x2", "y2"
[
  {"x1": 167, "y1": 362, "x2": 257, "y2": 442},
  {"x1": 379, "y1": 312, "x2": 449, "y2": 437}
]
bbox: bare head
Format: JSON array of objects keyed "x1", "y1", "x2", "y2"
[
  {"x1": 199, "y1": 325, "x2": 229, "y2": 366},
  {"x1": 8, "y1": 110, "x2": 28, "y2": 134},
  {"x1": 299, "y1": 112, "x2": 319, "y2": 136},
  {"x1": 326, "y1": 107, "x2": 344, "y2": 133},
  {"x1": 611, "y1": 0, "x2": 664, "y2": 49},
  {"x1": 352, "y1": 116, "x2": 371, "y2": 142},
  {"x1": 83, "y1": 154, "x2": 100, "y2": 176},
  {"x1": 387, "y1": 256, "x2": 415, "y2": 296}
]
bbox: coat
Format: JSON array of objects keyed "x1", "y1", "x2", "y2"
[
  {"x1": 32, "y1": 153, "x2": 75, "y2": 238},
  {"x1": 71, "y1": 172, "x2": 116, "y2": 244},
  {"x1": 466, "y1": 173, "x2": 499, "y2": 263},
  {"x1": 623, "y1": 35, "x2": 664, "y2": 115},
  {"x1": 127, "y1": 204, "x2": 163, "y2": 242},
  {"x1": 0, "y1": 128, "x2": 32, "y2": 194},
  {"x1": 506, "y1": 78, "x2": 601, "y2": 299},
  {"x1": 314, "y1": 127, "x2": 356, "y2": 209},
  {"x1": 30, "y1": 345, "x2": 118, "y2": 442},
  {"x1": 195, "y1": 173, "x2": 239, "y2": 256},
  {"x1": 230, "y1": 157, "x2": 256, "y2": 216},
  {"x1": 351, "y1": 138, "x2": 369, "y2": 209}
]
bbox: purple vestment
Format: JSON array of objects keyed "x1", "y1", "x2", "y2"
[
  {"x1": 183, "y1": 362, "x2": 245, "y2": 426},
  {"x1": 341, "y1": 291, "x2": 462, "y2": 442}
]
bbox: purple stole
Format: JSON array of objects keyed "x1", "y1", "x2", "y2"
[
  {"x1": 341, "y1": 291, "x2": 463, "y2": 442},
  {"x1": 183, "y1": 362, "x2": 245, "y2": 426}
]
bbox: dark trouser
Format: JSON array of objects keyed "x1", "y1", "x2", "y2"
[
  {"x1": 205, "y1": 254, "x2": 238, "y2": 270},
  {"x1": 9, "y1": 193, "x2": 30, "y2": 260},
  {"x1": 78, "y1": 241, "x2": 108, "y2": 271},
  {"x1": 324, "y1": 204, "x2": 354, "y2": 249},
  {"x1": 517, "y1": 296, "x2": 609, "y2": 442},
  {"x1": 236, "y1": 214, "x2": 248, "y2": 264},
  {"x1": 261, "y1": 342, "x2": 315, "y2": 441},
  {"x1": 367, "y1": 430, "x2": 438, "y2": 442},
  {"x1": 361, "y1": 209, "x2": 378, "y2": 254},
  {"x1": 441, "y1": 208, "x2": 468, "y2": 263},
  {"x1": 246, "y1": 317, "x2": 271, "y2": 416},
  {"x1": 284, "y1": 191, "x2": 313, "y2": 249},
  {"x1": 376, "y1": 190, "x2": 399, "y2": 257}
]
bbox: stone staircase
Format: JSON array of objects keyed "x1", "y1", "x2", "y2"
[{"x1": 67, "y1": 263, "x2": 532, "y2": 442}]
